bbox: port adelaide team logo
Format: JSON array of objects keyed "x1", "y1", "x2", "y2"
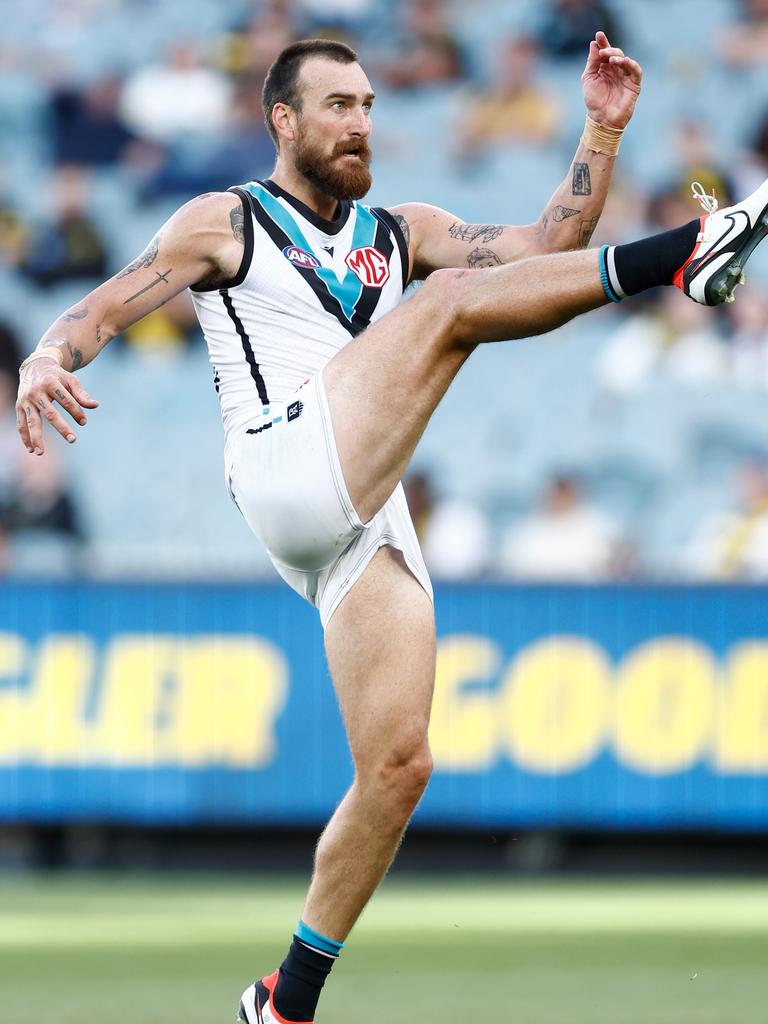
[
  {"x1": 282, "y1": 245, "x2": 321, "y2": 268},
  {"x1": 345, "y1": 246, "x2": 390, "y2": 287}
]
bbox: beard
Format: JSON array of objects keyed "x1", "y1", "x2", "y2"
[{"x1": 293, "y1": 127, "x2": 373, "y2": 202}]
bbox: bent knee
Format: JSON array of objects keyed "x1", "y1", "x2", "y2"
[
  {"x1": 423, "y1": 267, "x2": 473, "y2": 291},
  {"x1": 417, "y1": 269, "x2": 478, "y2": 347},
  {"x1": 371, "y1": 740, "x2": 434, "y2": 800}
]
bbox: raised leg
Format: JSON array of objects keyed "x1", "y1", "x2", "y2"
[
  {"x1": 324, "y1": 247, "x2": 606, "y2": 521},
  {"x1": 300, "y1": 545, "x2": 436, "y2": 940}
]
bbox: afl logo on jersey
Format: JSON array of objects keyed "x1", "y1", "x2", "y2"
[
  {"x1": 282, "y1": 245, "x2": 321, "y2": 269},
  {"x1": 345, "y1": 246, "x2": 390, "y2": 288}
]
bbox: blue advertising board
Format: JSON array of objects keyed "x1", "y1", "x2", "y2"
[{"x1": 1, "y1": 582, "x2": 767, "y2": 830}]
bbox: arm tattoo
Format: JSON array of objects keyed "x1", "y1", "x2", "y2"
[
  {"x1": 230, "y1": 204, "x2": 245, "y2": 244},
  {"x1": 579, "y1": 216, "x2": 599, "y2": 247},
  {"x1": 67, "y1": 343, "x2": 83, "y2": 371},
  {"x1": 96, "y1": 323, "x2": 104, "y2": 347},
  {"x1": 122, "y1": 268, "x2": 172, "y2": 304},
  {"x1": 572, "y1": 163, "x2": 592, "y2": 196},
  {"x1": 552, "y1": 205, "x2": 580, "y2": 222},
  {"x1": 449, "y1": 222, "x2": 505, "y2": 244},
  {"x1": 116, "y1": 233, "x2": 161, "y2": 279},
  {"x1": 393, "y1": 213, "x2": 411, "y2": 249},
  {"x1": 467, "y1": 246, "x2": 503, "y2": 269},
  {"x1": 62, "y1": 304, "x2": 89, "y2": 321}
]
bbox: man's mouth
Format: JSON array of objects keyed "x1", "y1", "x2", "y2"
[{"x1": 336, "y1": 145, "x2": 368, "y2": 161}]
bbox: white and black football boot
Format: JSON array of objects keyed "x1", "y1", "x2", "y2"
[{"x1": 674, "y1": 179, "x2": 768, "y2": 305}]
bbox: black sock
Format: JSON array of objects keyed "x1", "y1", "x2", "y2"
[
  {"x1": 606, "y1": 218, "x2": 701, "y2": 297},
  {"x1": 273, "y1": 936, "x2": 336, "y2": 1022}
]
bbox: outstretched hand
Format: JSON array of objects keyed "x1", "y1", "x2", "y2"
[
  {"x1": 582, "y1": 30, "x2": 642, "y2": 130},
  {"x1": 16, "y1": 358, "x2": 98, "y2": 456}
]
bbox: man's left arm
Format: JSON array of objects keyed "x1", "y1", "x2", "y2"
[{"x1": 391, "y1": 32, "x2": 642, "y2": 280}]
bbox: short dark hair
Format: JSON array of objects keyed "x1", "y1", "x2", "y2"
[{"x1": 262, "y1": 39, "x2": 359, "y2": 150}]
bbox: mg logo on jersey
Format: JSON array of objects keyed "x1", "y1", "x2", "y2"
[
  {"x1": 345, "y1": 246, "x2": 390, "y2": 287},
  {"x1": 282, "y1": 245, "x2": 321, "y2": 269}
]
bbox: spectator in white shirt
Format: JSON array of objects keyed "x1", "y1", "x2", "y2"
[
  {"x1": 120, "y1": 41, "x2": 233, "y2": 143},
  {"x1": 404, "y1": 470, "x2": 492, "y2": 581},
  {"x1": 498, "y1": 474, "x2": 622, "y2": 581}
]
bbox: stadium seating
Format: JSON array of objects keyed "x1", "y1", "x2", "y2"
[{"x1": 4, "y1": 0, "x2": 768, "y2": 579}]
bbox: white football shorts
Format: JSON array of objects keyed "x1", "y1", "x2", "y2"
[{"x1": 226, "y1": 370, "x2": 433, "y2": 628}]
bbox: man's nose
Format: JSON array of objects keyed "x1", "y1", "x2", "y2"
[{"x1": 347, "y1": 108, "x2": 370, "y2": 136}]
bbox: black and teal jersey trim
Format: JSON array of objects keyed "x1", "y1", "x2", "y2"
[
  {"x1": 241, "y1": 181, "x2": 399, "y2": 337},
  {"x1": 189, "y1": 188, "x2": 254, "y2": 294},
  {"x1": 259, "y1": 177, "x2": 352, "y2": 235},
  {"x1": 372, "y1": 206, "x2": 409, "y2": 291}
]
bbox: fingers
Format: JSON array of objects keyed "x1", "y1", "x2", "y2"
[
  {"x1": 22, "y1": 401, "x2": 44, "y2": 455},
  {"x1": 16, "y1": 370, "x2": 100, "y2": 455},
  {"x1": 36, "y1": 393, "x2": 77, "y2": 446},
  {"x1": 606, "y1": 55, "x2": 643, "y2": 82},
  {"x1": 629, "y1": 57, "x2": 643, "y2": 82},
  {"x1": 619, "y1": 56, "x2": 643, "y2": 82},
  {"x1": 68, "y1": 376, "x2": 99, "y2": 409},
  {"x1": 585, "y1": 38, "x2": 601, "y2": 68},
  {"x1": 43, "y1": 373, "x2": 99, "y2": 442},
  {"x1": 593, "y1": 34, "x2": 642, "y2": 84},
  {"x1": 52, "y1": 382, "x2": 88, "y2": 427},
  {"x1": 587, "y1": 33, "x2": 631, "y2": 74},
  {"x1": 16, "y1": 408, "x2": 31, "y2": 452}
]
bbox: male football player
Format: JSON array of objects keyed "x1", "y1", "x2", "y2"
[{"x1": 17, "y1": 35, "x2": 768, "y2": 1024}]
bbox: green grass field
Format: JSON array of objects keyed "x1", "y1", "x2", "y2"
[{"x1": 1, "y1": 874, "x2": 766, "y2": 1023}]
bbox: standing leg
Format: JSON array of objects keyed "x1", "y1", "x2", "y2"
[
  {"x1": 262, "y1": 546, "x2": 435, "y2": 1023},
  {"x1": 301, "y1": 545, "x2": 436, "y2": 938}
]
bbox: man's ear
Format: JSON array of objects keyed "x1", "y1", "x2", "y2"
[{"x1": 273, "y1": 103, "x2": 297, "y2": 143}]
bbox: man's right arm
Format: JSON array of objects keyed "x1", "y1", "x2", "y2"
[{"x1": 16, "y1": 191, "x2": 245, "y2": 455}]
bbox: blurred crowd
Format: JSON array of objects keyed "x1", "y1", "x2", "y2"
[{"x1": 3, "y1": 0, "x2": 768, "y2": 582}]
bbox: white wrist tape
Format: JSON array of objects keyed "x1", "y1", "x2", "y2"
[
  {"x1": 19, "y1": 347, "x2": 65, "y2": 373},
  {"x1": 581, "y1": 115, "x2": 624, "y2": 156}
]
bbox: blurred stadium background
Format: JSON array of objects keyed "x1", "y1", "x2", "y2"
[{"x1": 2, "y1": 0, "x2": 768, "y2": 1021}]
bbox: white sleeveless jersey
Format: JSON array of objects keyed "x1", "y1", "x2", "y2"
[{"x1": 190, "y1": 179, "x2": 409, "y2": 455}]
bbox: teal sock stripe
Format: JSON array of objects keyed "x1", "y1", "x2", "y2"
[
  {"x1": 599, "y1": 245, "x2": 622, "y2": 303},
  {"x1": 296, "y1": 920, "x2": 344, "y2": 957}
]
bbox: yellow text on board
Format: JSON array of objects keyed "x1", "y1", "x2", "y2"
[
  {"x1": 0, "y1": 632, "x2": 767, "y2": 774},
  {"x1": 431, "y1": 634, "x2": 768, "y2": 774},
  {"x1": 0, "y1": 633, "x2": 287, "y2": 767}
]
